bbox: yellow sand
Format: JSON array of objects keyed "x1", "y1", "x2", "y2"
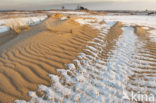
[{"x1": 0, "y1": 14, "x2": 99, "y2": 103}]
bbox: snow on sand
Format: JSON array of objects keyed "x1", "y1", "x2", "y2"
[{"x1": 0, "y1": 15, "x2": 47, "y2": 33}]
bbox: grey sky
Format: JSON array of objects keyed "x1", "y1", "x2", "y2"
[{"x1": 0, "y1": 0, "x2": 156, "y2": 10}]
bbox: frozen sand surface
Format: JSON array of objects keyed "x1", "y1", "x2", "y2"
[
  {"x1": 0, "y1": 14, "x2": 99, "y2": 103},
  {"x1": 0, "y1": 11, "x2": 154, "y2": 103},
  {"x1": 15, "y1": 14, "x2": 156, "y2": 103},
  {"x1": 81, "y1": 14, "x2": 156, "y2": 42}
]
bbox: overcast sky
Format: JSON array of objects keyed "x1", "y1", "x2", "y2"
[{"x1": 0, "y1": 0, "x2": 156, "y2": 10}]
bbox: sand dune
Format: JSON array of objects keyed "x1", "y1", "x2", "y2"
[
  {"x1": 22, "y1": 22, "x2": 156, "y2": 103},
  {"x1": 0, "y1": 14, "x2": 99, "y2": 103},
  {"x1": 0, "y1": 12, "x2": 156, "y2": 103}
]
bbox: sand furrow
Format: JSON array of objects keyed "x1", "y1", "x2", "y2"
[
  {"x1": 76, "y1": 35, "x2": 91, "y2": 41},
  {"x1": 25, "y1": 44, "x2": 66, "y2": 63},
  {"x1": 60, "y1": 42, "x2": 83, "y2": 51},
  {"x1": 72, "y1": 37, "x2": 86, "y2": 44},
  {"x1": 18, "y1": 47, "x2": 62, "y2": 71},
  {"x1": 0, "y1": 91, "x2": 17, "y2": 103},
  {"x1": 1, "y1": 50, "x2": 54, "y2": 85},
  {"x1": 0, "y1": 73, "x2": 21, "y2": 98},
  {"x1": 11, "y1": 49, "x2": 52, "y2": 82},
  {"x1": 69, "y1": 40, "x2": 83, "y2": 47},
  {"x1": 3, "y1": 67, "x2": 36, "y2": 89},
  {"x1": 23, "y1": 46, "x2": 69, "y2": 69}
]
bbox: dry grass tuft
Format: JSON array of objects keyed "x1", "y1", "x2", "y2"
[{"x1": 7, "y1": 19, "x2": 30, "y2": 34}]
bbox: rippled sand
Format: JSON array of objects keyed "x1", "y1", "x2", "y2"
[
  {"x1": 16, "y1": 14, "x2": 156, "y2": 103},
  {"x1": 0, "y1": 14, "x2": 99, "y2": 103},
  {"x1": 0, "y1": 12, "x2": 156, "y2": 103}
]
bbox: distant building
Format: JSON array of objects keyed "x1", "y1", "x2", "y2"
[{"x1": 76, "y1": 6, "x2": 88, "y2": 10}]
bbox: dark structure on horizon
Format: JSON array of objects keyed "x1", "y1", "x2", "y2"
[{"x1": 76, "y1": 5, "x2": 88, "y2": 10}]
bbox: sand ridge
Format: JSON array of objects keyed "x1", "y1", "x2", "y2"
[
  {"x1": 99, "y1": 22, "x2": 123, "y2": 60},
  {"x1": 0, "y1": 14, "x2": 99, "y2": 103},
  {"x1": 134, "y1": 26, "x2": 156, "y2": 63}
]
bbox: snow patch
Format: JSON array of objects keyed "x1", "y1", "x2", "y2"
[
  {"x1": 0, "y1": 15, "x2": 47, "y2": 33},
  {"x1": 0, "y1": 26, "x2": 10, "y2": 34}
]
